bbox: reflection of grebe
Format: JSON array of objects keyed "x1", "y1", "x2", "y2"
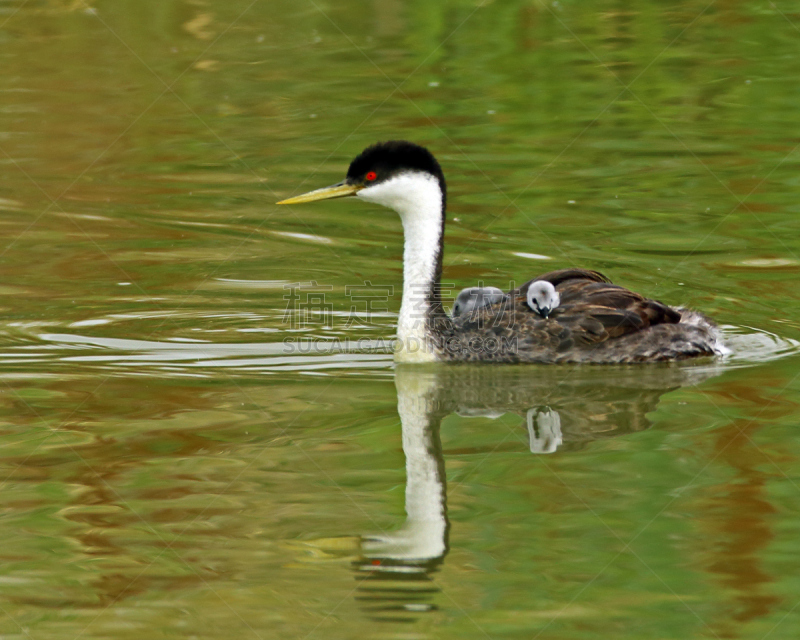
[
  {"x1": 353, "y1": 373, "x2": 448, "y2": 622},
  {"x1": 351, "y1": 363, "x2": 722, "y2": 622},
  {"x1": 527, "y1": 407, "x2": 563, "y2": 454},
  {"x1": 279, "y1": 141, "x2": 724, "y2": 364},
  {"x1": 362, "y1": 373, "x2": 449, "y2": 565}
]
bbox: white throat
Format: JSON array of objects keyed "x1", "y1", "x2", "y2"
[{"x1": 358, "y1": 172, "x2": 444, "y2": 363}]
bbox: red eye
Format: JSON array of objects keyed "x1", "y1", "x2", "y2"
[{"x1": 365, "y1": 171, "x2": 377, "y2": 181}]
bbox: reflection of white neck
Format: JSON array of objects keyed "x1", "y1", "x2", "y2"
[
  {"x1": 357, "y1": 173, "x2": 443, "y2": 363},
  {"x1": 399, "y1": 386, "x2": 447, "y2": 559},
  {"x1": 364, "y1": 371, "x2": 447, "y2": 561}
]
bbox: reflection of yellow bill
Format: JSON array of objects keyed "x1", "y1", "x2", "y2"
[{"x1": 277, "y1": 183, "x2": 361, "y2": 205}]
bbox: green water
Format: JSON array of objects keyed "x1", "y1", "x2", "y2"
[{"x1": 2, "y1": 1, "x2": 800, "y2": 638}]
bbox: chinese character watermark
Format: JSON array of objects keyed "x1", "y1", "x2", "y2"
[
  {"x1": 282, "y1": 281, "x2": 334, "y2": 329},
  {"x1": 343, "y1": 280, "x2": 394, "y2": 328}
]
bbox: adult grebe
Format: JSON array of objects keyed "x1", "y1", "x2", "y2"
[{"x1": 278, "y1": 141, "x2": 722, "y2": 364}]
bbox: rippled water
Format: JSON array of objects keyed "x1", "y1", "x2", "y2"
[{"x1": 2, "y1": 1, "x2": 800, "y2": 638}]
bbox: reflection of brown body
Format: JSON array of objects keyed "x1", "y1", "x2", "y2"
[{"x1": 422, "y1": 363, "x2": 721, "y2": 448}]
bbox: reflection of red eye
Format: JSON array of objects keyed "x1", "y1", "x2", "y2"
[{"x1": 366, "y1": 171, "x2": 377, "y2": 181}]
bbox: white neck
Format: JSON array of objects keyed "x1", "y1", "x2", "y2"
[{"x1": 357, "y1": 172, "x2": 445, "y2": 363}]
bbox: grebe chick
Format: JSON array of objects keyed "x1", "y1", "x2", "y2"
[
  {"x1": 453, "y1": 286, "x2": 505, "y2": 318},
  {"x1": 526, "y1": 281, "x2": 559, "y2": 318}
]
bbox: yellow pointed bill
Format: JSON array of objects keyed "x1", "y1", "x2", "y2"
[{"x1": 277, "y1": 182, "x2": 361, "y2": 205}]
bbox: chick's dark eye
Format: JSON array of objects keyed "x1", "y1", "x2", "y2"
[{"x1": 365, "y1": 171, "x2": 377, "y2": 181}]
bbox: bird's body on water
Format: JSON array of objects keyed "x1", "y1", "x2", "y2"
[{"x1": 278, "y1": 141, "x2": 723, "y2": 364}]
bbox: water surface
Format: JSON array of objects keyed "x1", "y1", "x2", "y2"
[{"x1": 1, "y1": 1, "x2": 800, "y2": 638}]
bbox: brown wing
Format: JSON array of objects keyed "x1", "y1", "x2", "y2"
[
  {"x1": 515, "y1": 268, "x2": 611, "y2": 293},
  {"x1": 447, "y1": 269, "x2": 715, "y2": 363},
  {"x1": 519, "y1": 271, "x2": 681, "y2": 346},
  {"x1": 456, "y1": 269, "x2": 681, "y2": 351},
  {"x1": 554, "y1": 279, "x2": 680, "y2": 339}
]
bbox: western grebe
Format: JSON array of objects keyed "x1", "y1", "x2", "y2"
[
  {"x1": 526, "y1": 281, "x2": 559, "y2": 318},
  {"x1": 452, "y1": 286, "x2": 505, "y2": 318},
  {"x1": 278, "y1": 141, "x2": 722, "y2": 364}
]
